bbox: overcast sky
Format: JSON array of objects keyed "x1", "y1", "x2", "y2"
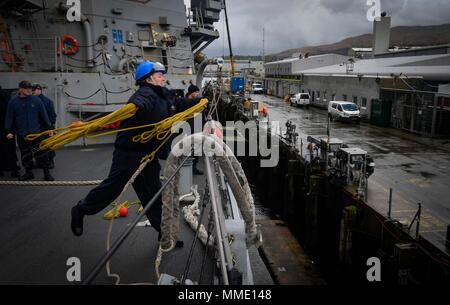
[{"x1": 184, "y1": 0, "x2": 450, "y2": 56}]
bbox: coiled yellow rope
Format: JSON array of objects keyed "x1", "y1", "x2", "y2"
[
  {"x1": 26, "y1": 103, "x2": 138, "y2": 150},
  {"x1": 103, "y1": 200, "x2": 141, "y2": 220},
  {"x1": 26, "y1": 98, "x2": 208, "y2": 162}
]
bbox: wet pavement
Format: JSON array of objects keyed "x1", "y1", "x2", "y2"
[{"x1": 253, "y1": 94, "x2": 450, "y2": 252}]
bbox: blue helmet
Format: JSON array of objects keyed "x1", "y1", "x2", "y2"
[{"x1": 135, "y1": 61, "x2": 167, "y2": 82}]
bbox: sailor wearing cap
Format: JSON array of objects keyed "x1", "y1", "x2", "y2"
[
  {"x1": 32, "y1": 83, "x2": 57, "y2": 169},
  {"x1": 5, "y1": 81, "x2": 53, "y2": 181}
]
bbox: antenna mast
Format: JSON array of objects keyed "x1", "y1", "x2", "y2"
[
  {"x1": 223, "y1": 0, "x2": 235, "y2": 76},
  {"x1": 262, "y1": 26, "x2": 265, "y2": 62}
]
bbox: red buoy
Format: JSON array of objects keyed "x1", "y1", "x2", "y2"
[{"x1": 119, "y1": 207, "x2": 128, "y2": 217}]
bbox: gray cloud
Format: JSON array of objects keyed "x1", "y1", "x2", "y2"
[{"x1": 185, "y1": 0, "x2": 450, "y2": 56}]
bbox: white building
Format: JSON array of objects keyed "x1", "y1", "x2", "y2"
[
  {"x1": 263, "y1": 54, "x2": 350, "y2": 97},
  {"x1": 348, "y1": 48, "x2": 373, "y2": 59},
  {"x1": 204, "y1": 59, "x2": 264, "y2": 76},
  {"x1": 265, "y1": 54, "x2": 349, "y2": 78},
  {"x1": 260, "y1": 13, "x2": 450, "y2": 137},
  {"x1": 297, "y1": 53, "x2": 450, "y2": 136}
]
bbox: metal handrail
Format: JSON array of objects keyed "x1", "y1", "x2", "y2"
[
  {"x1": 0, "y1": 37, "x2": 59, "y2": 72},
  {"x1": 204, "y1": 156, "x2": 230, "y2": 285},
  {"x1": 408, "y1": 203, "x2": 422, "y2": 239}
]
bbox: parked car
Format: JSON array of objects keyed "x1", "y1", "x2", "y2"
[
  {"x1": 251, "y1": 83, "x2": 264, "y2": 94},
  {"x1": 290, "y1": 93, "x2": 310, "y2": 107},
  {"x1": 328, "y1": 101, "x2": 360, "y2": 122}
]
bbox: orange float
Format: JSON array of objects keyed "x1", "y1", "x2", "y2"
[{"x1": 61, "y1": 35, "x2": 80, "y2": 56}]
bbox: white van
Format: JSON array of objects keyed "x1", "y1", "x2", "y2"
[
  {"x1": 291, "y1": 93, "x2": 310, "y2": 107},
  {"x1": 251, "y1": 83, "x2": 264, "y2": 94},
  {"x1": 328, "y1": 101, "x2": 360, "y2": 122}
]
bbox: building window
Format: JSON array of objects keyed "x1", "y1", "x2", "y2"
[
  {"x1": 342, "y1": 94, "x2": 347, "y2": 101},
  {"x1": 362, "y1": 98, "x2": 367, "y2": 108}
]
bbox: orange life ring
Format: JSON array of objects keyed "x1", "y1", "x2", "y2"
[{"x1": 61, "y1": 35, "x2": 80, "y2": 56}]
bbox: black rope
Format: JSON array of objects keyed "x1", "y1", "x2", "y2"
[
  {"x1": 180, "y1": 185, "x2": 210, "y2": 283},
  {"x1": 199, "y1": 206, "x2": 215, "y2": 284},
  {"x1": 82, "y1": 155, "x2": 190, "y2": 285},
  {"x1": 101, "y1": 71, "x2": 131, "y2": 76},
  {"x1": 77, "y1": 42, "x2": 101, "y2": 48},
  {"x1": 64, "y1": 62, "x2": 105, "y2": 69},
  {"x1": 170, "y1": 57, "x2": 193, "y2": 61},
  {"x1": 66, "y1": 52, "x2": 102, "y2": 63},
  {"x1": 104, "y1": 87, "x2": 132, "y2": 94},
  {"x1": 63, "y1": 88, "x2": 103, "y2": 100},
  {"x1": 101, "y1": 50, "x2": 115, "y2": 73},
  {"x1": 125, "y1": 43, "x2": 141, "y2": 49}
]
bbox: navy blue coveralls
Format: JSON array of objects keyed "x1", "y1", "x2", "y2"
[
  {"x1": 5, "y1": 95, "x2": 51, "y2": 171},
  {"x1": 37, "y1": 94, "x2": 57, "y2": 127},
  {"x1": 37, "y1": 94, "x2": 57, "y2": 163},
  {"x1": 77, "y1": 83, "x2": 201, "y2": 233},
  {"x1": 0, "y1": 89, "x2": 20, "y2": 173}
]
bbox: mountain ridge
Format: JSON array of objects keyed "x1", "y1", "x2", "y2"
[{"x1": 262, "y1": 23, "x2": 450, "y2": 62}]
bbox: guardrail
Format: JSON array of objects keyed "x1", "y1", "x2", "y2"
[{"x1": 0, "y1": 37, "x2": 61, "y2": 72}]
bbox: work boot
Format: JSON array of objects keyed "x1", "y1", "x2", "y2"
[
  {"x1": 193, "y1": 166, "x2": 203, "y2": 175},
  {"x1": 19, "y1": 170, "x2": 34, "y2": 181},
  {"x1": 71, "y1": 204, "x2": 85, "y2": 237},
  {"x1": 158, "y1": 232, "x2": 184, "y2": 248},
  {"x1": 43, "y1": 169, "x2": 54, "y2": 181}
]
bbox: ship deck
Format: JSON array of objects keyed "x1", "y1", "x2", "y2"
[{"x1": 0, "y1": 145, "x2": 273, "y2": 284}]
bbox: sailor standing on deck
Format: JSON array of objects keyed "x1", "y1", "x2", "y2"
[
  {"x1": 32, "y1": 83, "x2": 57, "y2": 169},
  {"x1": 70, "y1": 61, "x2": 203, "y2": 247},
  {"x1": 5, "y1": 81, "x2": 54, "y2": 181},
  {"x1": 0, "y1": 86, "x2": 20, "y2": 177}
]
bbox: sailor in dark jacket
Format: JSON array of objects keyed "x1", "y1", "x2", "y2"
[
  {"x1": 71, "y1": 61, "x2": 203, "y2": 246},
  {"x1": 5, "y1": 81, "x2": 53, "y2": 181},
  {"x1": 33, "y1": 83, "x2": 57, "y2": 169},
  {"x1": 0, "y1": 86, "x2": 20, "y2": 177}
]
